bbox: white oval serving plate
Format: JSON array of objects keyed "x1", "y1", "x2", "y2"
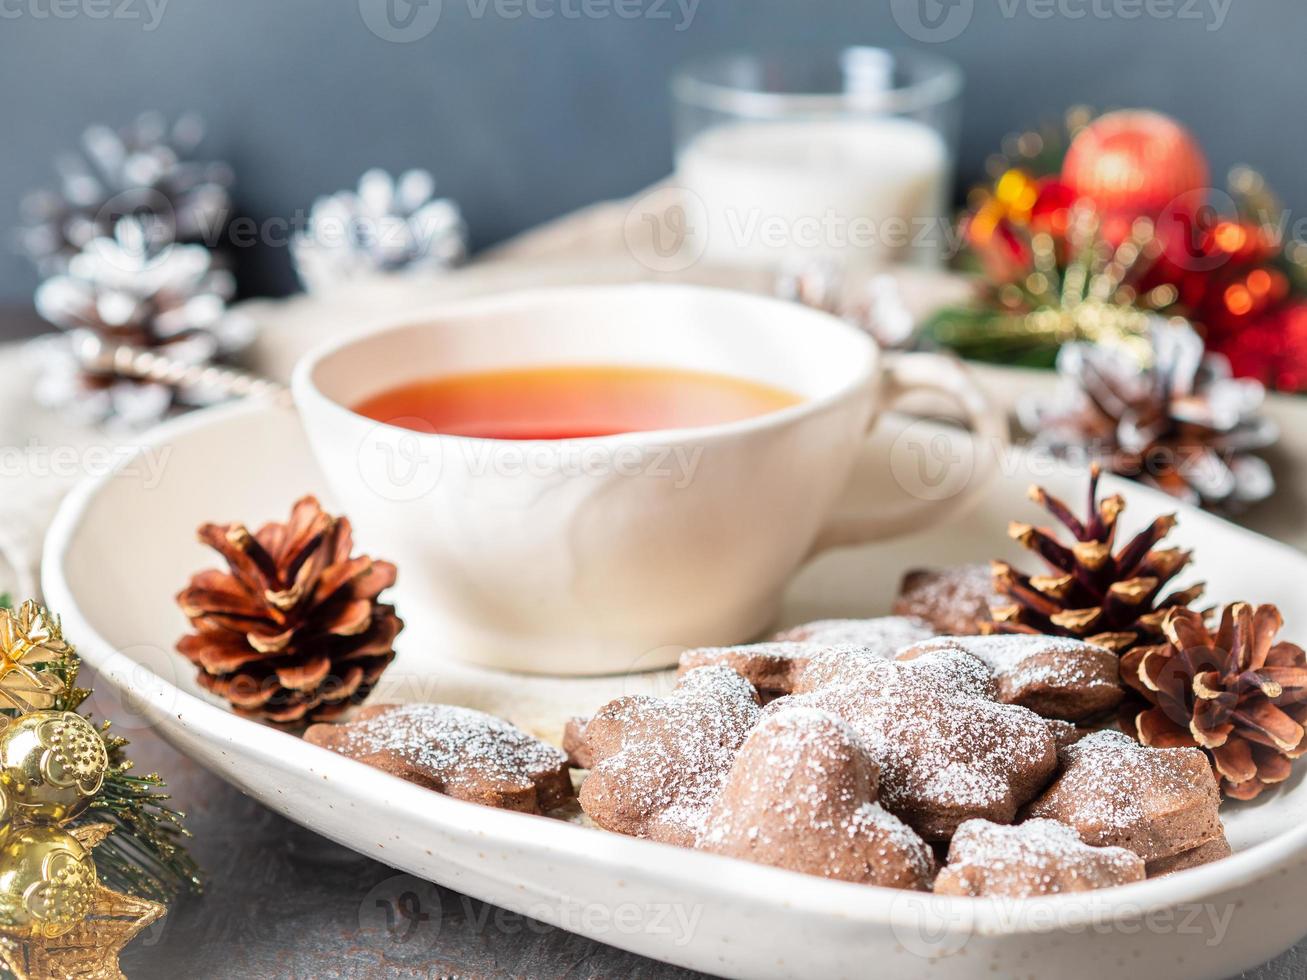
[{"x1": 42, "y1": 399, "x2": 1307, "y2": 980}]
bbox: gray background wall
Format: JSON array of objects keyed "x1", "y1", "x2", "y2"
[{"x1": 0, "y1": 0, "x2": 1297, "y2": 323}]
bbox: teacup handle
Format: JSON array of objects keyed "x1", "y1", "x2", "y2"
[{"x1": 808, "y1": 352, "x2": 1009, "y2": 556}]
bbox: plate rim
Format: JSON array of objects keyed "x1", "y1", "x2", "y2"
[{"x1": 39, "y1": 397, "x2": 1307, "y2": 937}]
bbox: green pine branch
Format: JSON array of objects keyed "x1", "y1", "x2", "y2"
[
  {"x1": 73, "y1": 727, "x2": 204, "y2": 902},
  {"x1": 46, "y1": 640, "x2": 204, "y2": 902},
  {"x1": 920, "y1": 306, "x2": 1062, "y2": 368}
]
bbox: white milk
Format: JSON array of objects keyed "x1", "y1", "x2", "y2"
[{"x1": 676, "y1": 117, "x2": 949, "y2": 271}]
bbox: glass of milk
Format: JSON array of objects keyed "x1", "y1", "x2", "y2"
[{"x1": 671, "y1": 48, "x2": 962, "y2": 273}]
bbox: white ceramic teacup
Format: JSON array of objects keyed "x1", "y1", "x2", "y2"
[{"x1": 293, "y1": 284, "x2": 1006, "y2": 675}]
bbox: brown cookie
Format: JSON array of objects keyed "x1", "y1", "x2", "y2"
[
  {"x1": 677, "y1": 618, "x2": 938, "y2": 700},
  {"x1": 935, "y1": 818, "x2": 1145, "y2": 897},
  {"x1": 576, "y1": 666, "x2": 762, "y2": 846},
  {"x1": 676, "y1": 642, "x2": 816, "y2": 700},
  {"x1": 562, "y1": 716, "x2": 593, "y2": 769},
  {"x1": 699, "y1": 709, "x2": 934, "y2": 889},
  {"x1": 773, "y1": 616, "x2": 936, "y2": 653},
  {"x1": 1024, "y1": 730, "x2": 1227, "y2": 865},
  {"x1": 304, "y1": 703, "x2": 573, "y2": 814},
  {"x1": 894, "y1": 564, "x2": 999, "y2": 635},
  {"x1": 899, "y1": 635, "x2": 1124, "y2": 722},
  {"x1": 1045, "y1": 718, "x2": 1087, "y2": 751},
  {"x1": 792, "y1": 642, "x2": 998, "y2": 699},
  {"x1": 769, "y1": 647, "x2": 1057, "y2": 842},
  {"x1": 1145, "y1": 836, "x2": 1233, "y2": 878}
]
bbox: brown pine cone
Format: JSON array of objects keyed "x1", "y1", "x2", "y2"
[
  {"x1": 1121, "y1": 603, "x2": 1307, "y2": 800},
  {"x1": 988, "y1": 463, "x2": 1204, "y2": 653},
  {"x1": 176, "y1": 496, "x2": 403, "y2": 726}
]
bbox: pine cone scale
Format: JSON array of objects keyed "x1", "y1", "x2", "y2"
[
  {"x1": 1259, "y1": 666, "x2": 1307, "y2": 692},
  {"x1": 1134, "y1": 706, "x2": 1196, "y2": 747},
  {"x1": 178, "y1": 570, "x2": 270, "y2": 617},
  {"x1": 1086, "y1": 630, "x2": 1136, "y2": 651},
  {"x1": 1233, "y1": 703, "x2": 1304, "y2": 753},
  {"x1": 199, "y1": 673, "x2": 273, "y2": 709},
  {"x1": 183, "y1": 611, "x2": 281, "y2": 639},
  {"x1": 346, "y1": 561, "x2": 398, "y2": 601},
  {"x1": 198, "y1": 524, "x2": 276, "y2": 596},
  {"x1": 1253, "y1": 748, "x2": 1295, "y2": 781},
  {"x1": 323, "y1": 598, "x2": 374, "y2": 637},
  {"x1": 343, "y1": 611, "x2": 403, "y2": 657},
  {"x1": 275, "y1": 657, "x2": 332, "y2": 691},
  {"x1": 178, "y1": 632, "x2": 269, "y2": 674},
  {"x1": 1114, "y1": 515, "x2": 1177, "y2": 575},
  {"x1": 246, "y1": 626, "x2": 295, "y2": 654},
  {"x1": 1159, "y1": 583, "x2": 1206, "y2": 609},
  {"x1": 311, "y1": 556, "x2": 374, "y2": 605},
  {"x1": 1212, "y1": 739, "x2": 1257, "y2": 785},
  {"x1": 1009, "y1": 523, "x2": 1078, "y2": 572},
  {"x1": 1245, "y1": 606, "x2": 1283, "y2": 668}
]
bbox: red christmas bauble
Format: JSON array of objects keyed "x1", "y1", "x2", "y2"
[
  {"x1": 1062, "y1": 110, "x2": 1209, "y2": 230},
  {"x1": 1211, "y1": 301, "x2": 1307, "y2": 394}
]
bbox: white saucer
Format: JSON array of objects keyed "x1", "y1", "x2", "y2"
[{"x1": 42, "y1": 399, "x2": 1307, "y2": 980}]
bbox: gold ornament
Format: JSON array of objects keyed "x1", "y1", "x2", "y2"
[
  {"x1": 0, "y1": 711, "x2": 109, "y2": 825},
  {"x1": 0, "y1": 601, "x2": 71, "y2": 714},
  {"x1": 0, "y1": 824, "x2": 97, "y2": 939},
  {"x1": 0, "y1": 825, "x2": 166, "y2": 980}
]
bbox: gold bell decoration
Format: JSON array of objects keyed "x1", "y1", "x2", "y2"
[
  {"x1": 0, "y1": 597, "x2": 192, "y2": 979},
  {"x1": 0, "y1": 823, "x2": 99, "y2": 938},
  {"x1": 0, "y1": 711, "x2": 109, "y2": 825},
  {"x1": 0, "y1": 825, "x2": 165, "y2": 980}
]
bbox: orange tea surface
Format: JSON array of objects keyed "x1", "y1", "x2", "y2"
[{"x1": 352, "y1": 364, "x2": 803, "y2": 440}]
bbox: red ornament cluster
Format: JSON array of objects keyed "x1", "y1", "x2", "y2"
[{"x1": 965, "y1": 109, "x2": 1307, "y2": 392}]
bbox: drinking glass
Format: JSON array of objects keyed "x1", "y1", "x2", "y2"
[{"x1": 671, "y1": 47, "x2": 963, "y2": 272}]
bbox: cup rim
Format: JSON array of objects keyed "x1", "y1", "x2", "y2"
[
  {"x1": 291, "y1": 282, "x2": 880, "y2": 448},
  {"x1": 671, "y1": 46, "x2": 963, "y2": 119}
]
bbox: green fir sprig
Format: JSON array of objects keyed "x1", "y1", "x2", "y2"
[
  {"x1": 51, "y1": 651, "x2": 203, "y2": 902},
  {"x1": 0, "y1": 599, "x2": 202, "y2": 902}
]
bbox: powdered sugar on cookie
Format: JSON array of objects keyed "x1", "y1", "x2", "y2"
[
  {"x1": 774, "y1": 616, "x2": 936, "y2": 653},
  {"x1": 894, "y1": 564, "x2": 998, "y2": 635},
  {"x1": 577, "y1": 665, "x2": 761, "y2": 846},
  {"x1": 1025, "y1": 730, "x2": 1226, "y2": 865},
  {"x1": 677, "y1": 641, "x2": 820, "y2": 698},
  {"x1": 796, "y1": 644, "x2": 996, "y2": 700},
  {"x1": 700, "y1": 709, "x2": 934, "y2": 889},
  {"x1": 935, "y1": 818, "x2": 1145, "y2": 897},
  {"x1": 900, "y1": 635, "x2": 1123, "y2": 722},
  {"x1": 770, "y1": 647, "x2": 1056, "y2": 841},
  {"x1": 304, "y1": 703, "x2": 573, "y2": 814}
]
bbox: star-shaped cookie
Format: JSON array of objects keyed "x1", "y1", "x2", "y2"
[
  {"x1": 575, "y1": 666, "x2": 761, "y2": 846},
  {"x1": 677, "y1": 618, "x2": 937, "y2": 701},
  {"x1": 772, "y1": 615, "x2": 936, "y2": 652},
  {"x1": 894, "y1": 564, "x2": 999, "y2": 635},
  {"x1": 935, "y1": 818, "x2": 1145, "y2": 897},
  {"x1": 899, "y1": 634, "x2": 1124, "y2": 722},
  {"x1": 699, "y1": 709, "x2": 935, "y2": 888},
  {"x1": 304, "y1": 703, "x2": 573, "y2": 814},
  {"x1": 767, "y1": 646, "x2": 1058, "y2": 841},
  {"x1": 1024, "y1": 730, "x2": 1227, "y2": 872}
]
